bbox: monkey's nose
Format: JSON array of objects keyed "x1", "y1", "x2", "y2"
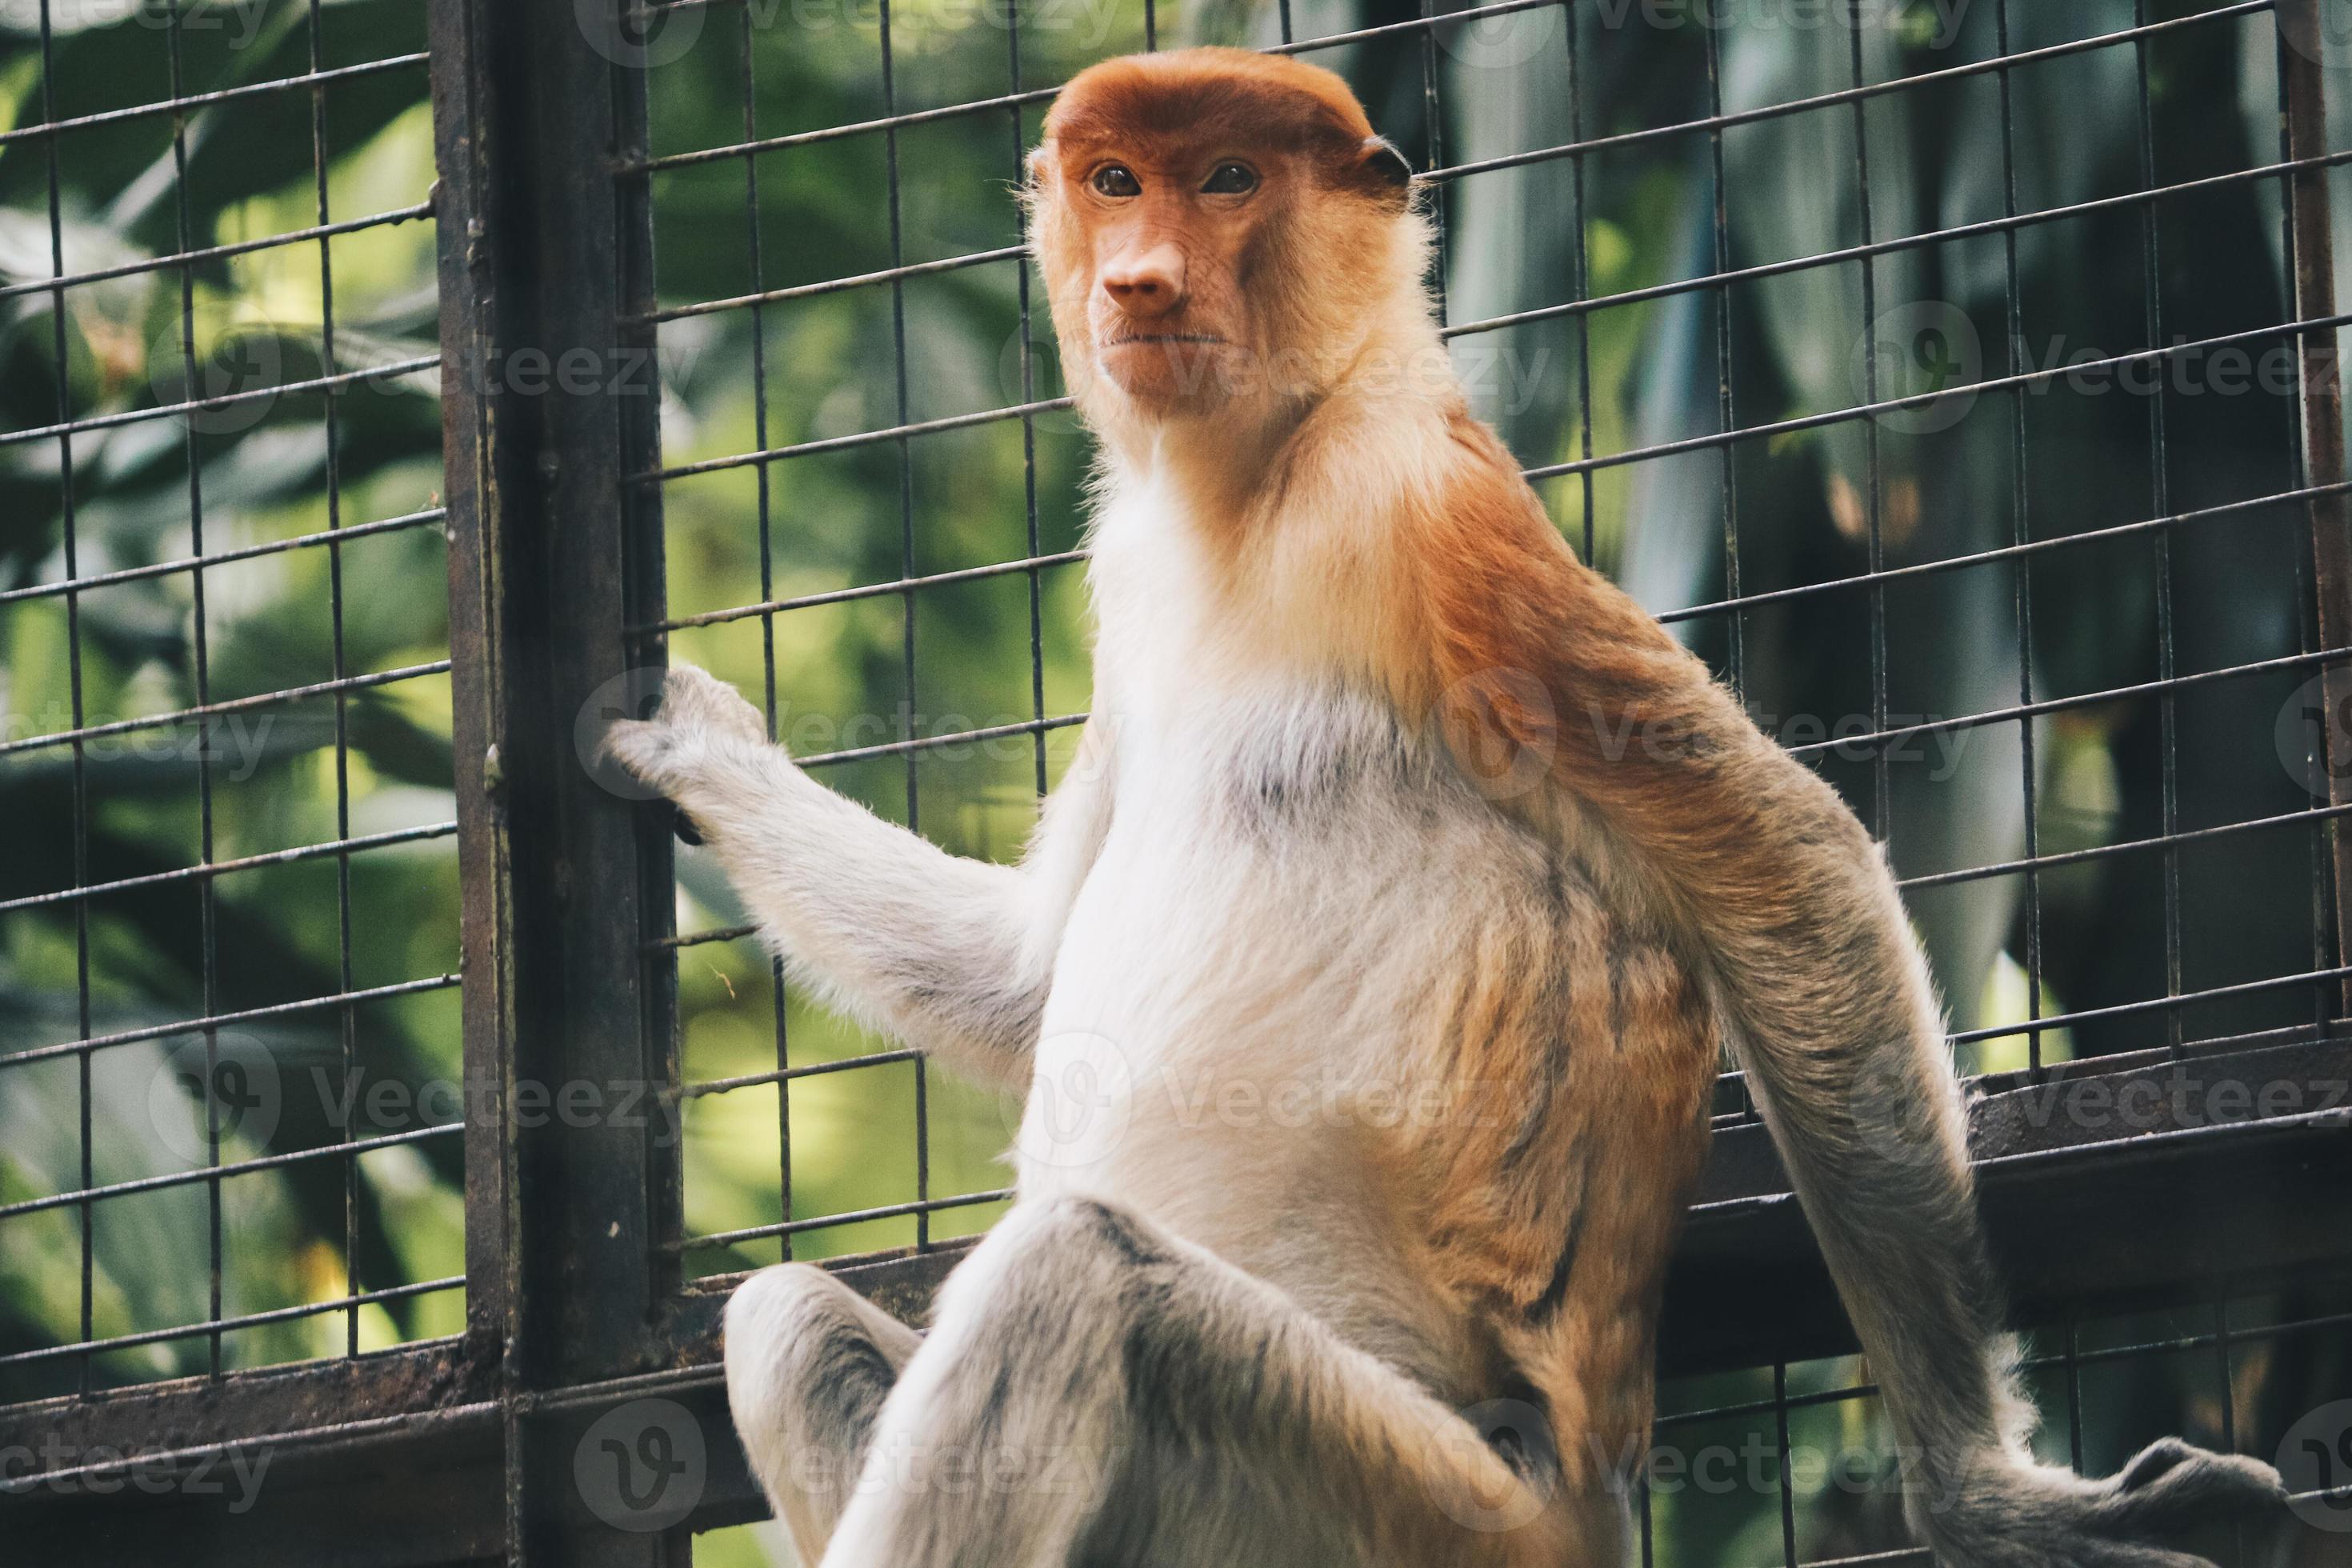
[{"x1": 1101, "y1": 243, "x2": 1186, "y2": 317}]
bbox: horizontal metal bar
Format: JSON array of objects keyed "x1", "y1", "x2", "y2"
[
  {"x1": 640, "y1": 138, "x2": 2352, "y2": 384},
  {"x1": 0, "y1": 203, "x2": 437, "y2": 303},
  {"x1": 1425, "y1": 0, "x2": 2274, "y2": 186},
  {"x1": 634, "y1": 394, "x2": 1072, "y2": 484},
  {"x1": 0, "y1": 1277, "x2": 464, "y2": 1370},
  {"x1": 620, "y1": 2, "x2": 2264, "y2": 179},
  {"x1": 643, "y1": 244, "x2": 1026, "y2": 324},
  {"x1": 795, "y1": 710, "x2": 1086, "y2": 769},
  {"x1": 0, "y1": 822, "x2": 456, "y2": 915},
  {"x1": 641, "y1": 547, "x2": 1088, "y2": 633},
  {"x1": 654, "y1": 921, "x2": 755, "y2": 951},
  {"x1": 1785, "y1": 644, "x2": 2350, "y2": 761},
  {"x1": 0, "y1": 660, "x2": 452, "y2": 758},
  {"x1": 630, "y1": 84, "x2": 1061, "y2": 174},
  {"x1": 0, "y1": 508, "x2": 448, "y2": 609},
  {"x1": 667, "y1": 641, "x2": 2343, "y2": 790},
  {"x1": 658, "y1": 477, "x2": 2344, "y2": 650},
  {"x1": 680, "y1": 1046, "x2": 923, "y2": 1100},
  {"x1": 678, "y1": 1186, "x2": 1010, "y2": 1251},
  {"x1": 1899, "y1": 803, "x2": 2352, "y2": 893},
  {"x1": 1659, "y1": 482, "x2": 2352, "y2": 626},
  {"x1": 1446, "y1": 146, "x2": 2352, "y2": 344},
  {"x1": 0, "y1": 1394, "x2": 499, "y2": 1496},
  {"x1": 0, "y1": 357, "x2": 439, "y2": 450},
  {"x1": 0, "y1": 53, "x2": 432, "y2": 147},
  {"x1": 0, "y1": 974, "x2": 461, "y2": 1070},
  {"x1": 1946, "y1": 966, "x2": 2352, "y2": 1047},
  {"x1": 0, "y1": 1123, "x2": 458, "y2": 1222},
  {"x1": 1528, "y1": 310, "x2": 2352, "y2": 483},
  {"x1": 618, "y1": 0, "x2": 1569, "y2": 175},
  {"x1": 1652, "y1": 1299, "x2": 2352, "y2": 1433},
  {"x1": 643, "y1": 306, "x2": 2349, "y2": 498}
]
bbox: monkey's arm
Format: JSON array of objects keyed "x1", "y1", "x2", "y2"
[
  {"x1": 1423, "y1": 431, "x2": 2283, "y2": 1561},
  {"x1": 604, "y1": 666, "x2": 1109, "y2": 1089}
]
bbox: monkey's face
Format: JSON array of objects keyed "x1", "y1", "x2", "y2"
[{"x1": 1027, "y1": 49, "x2": 1414, "y2": 426}]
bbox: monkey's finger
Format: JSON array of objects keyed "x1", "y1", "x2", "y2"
[
  {"x1": 2091, "y1": 1441, "x2": 2286, "y2": 1539},
  {"x1": 659, "y1": 663, "x2": 768, "y2": 746}
]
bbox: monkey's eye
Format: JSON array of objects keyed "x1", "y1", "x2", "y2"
[
  {"x1": 1202, "y1": 161, "x2": 1259, "y2": 195},
  {"x1": 1090, "y1": 164, "x2": 1142, "y2": 198}
]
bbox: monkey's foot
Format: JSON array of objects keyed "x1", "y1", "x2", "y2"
[{"x1": 1921, "y1": 1438, "x2": 2286, "y2": 1566}]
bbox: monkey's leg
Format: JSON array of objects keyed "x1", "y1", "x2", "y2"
[
  {"x1": 724, "y1": 1264, "x2": 922, "y2": 1563},
  {"x1": 816, "y1": 1195, "x2": 1598, "y2": 1568}
]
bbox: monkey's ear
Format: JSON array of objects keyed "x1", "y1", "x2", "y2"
[
  {"x1": 1025, "y1": 142, "x2": 1054, "y2": 191},
  {"x1": 1358, "y1": 135, "x2": 1414, "y2": 199}
]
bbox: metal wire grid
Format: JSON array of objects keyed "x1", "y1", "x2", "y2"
[
  {"x1": 0, "y1": 2, "x2": 458, "y2": 1386},
  {"x1": 640, "y1": 0, "x2": 2350, "y2": 1265},
  {"x1": 1627, "y1": 1273, "x2": 2352, "y2": 1567}
]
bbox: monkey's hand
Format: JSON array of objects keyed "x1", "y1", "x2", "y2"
[
  {"x1": 601, "y1": 663, "x2": 775, "y2": 845},
  {"x1": 1918, "y1": 1438, "x2": 2286, "y2": 1566}
]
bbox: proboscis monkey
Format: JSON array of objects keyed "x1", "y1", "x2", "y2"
[{"x1": 605, "y1": 46, "x2": 2286, "y2": 1567}]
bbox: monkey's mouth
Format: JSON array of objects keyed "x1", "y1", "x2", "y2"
[{"x1": 1106, "y1": 333, "x2": 1227, "y2": 346}]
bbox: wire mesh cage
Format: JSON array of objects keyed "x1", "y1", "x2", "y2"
[
  {"x1": 0, "y1": 0, "x2": 459, "y2": 1406},
  {"x1": 2, "y1": 0, "x2": 2350, "y2": 1561}
]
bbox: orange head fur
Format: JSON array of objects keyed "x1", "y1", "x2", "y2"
[{"x1": 1027, "y1": 48, "x2": 1418, "y2": 430}]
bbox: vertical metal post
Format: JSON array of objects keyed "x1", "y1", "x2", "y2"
[
  {"x1": 2279, "y1": 0, "x2": 2352, "y2": 1016},
  {"x1": 430, "y1": 0, "x2": 679, "y2": 1556}
]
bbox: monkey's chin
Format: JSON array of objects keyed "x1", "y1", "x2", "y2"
[{"x1": 1095, "y1": 338, "x2": 1241, "y2": 417}]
